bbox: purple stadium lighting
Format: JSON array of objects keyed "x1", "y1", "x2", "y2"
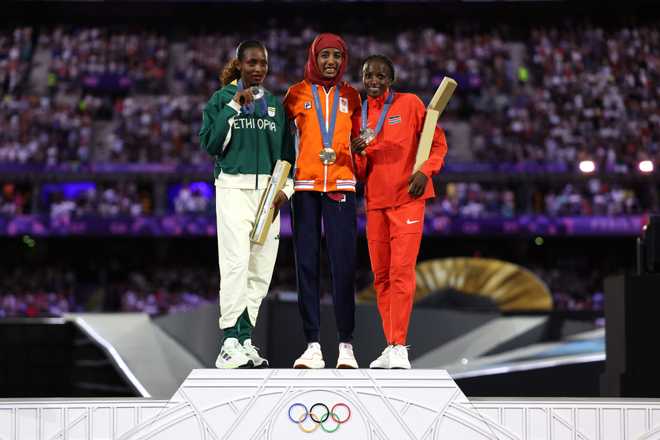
[{"x1": 578, "y1": 160, "x2": 596, "y2": 174}]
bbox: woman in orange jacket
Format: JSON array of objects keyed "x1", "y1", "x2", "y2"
[
  {"x1": 284, "y1": 33, "x2": 361, "y2": 369},
  {"x1": 352, "y1": 55, "x2": 448, "y2": 369}
]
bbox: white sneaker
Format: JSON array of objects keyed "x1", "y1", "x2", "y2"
[
  {"x1": 215, "y1": 338, "x2": 252, "y2": 369},
  {"x1": 293, "y1": 342, "x2": 325, "y2": 369},
  {"x1": 243, "y1": 339, "x2": 269, "y2": 368},
  {"x1": 369, "y1": 345, "x2": 393, "y2": 369},
  {"x1": 336, "y1": 342, "x2": 359, "y2": 369},
  {"x1": 390, "y1": 345, "x2": 411, "y2": 369}
]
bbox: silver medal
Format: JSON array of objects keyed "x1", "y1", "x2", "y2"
[
  {"x1": 319, "y1": 148, "x2": 337, "y2": 165},
  {"x1": 359, "y1": 127, "x2": 377, "y2": 145},
  {"x1": 250, "y1": 86, "x2": 265, "y2": 100}
]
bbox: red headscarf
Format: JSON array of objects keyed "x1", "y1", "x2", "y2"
[{"x1": 304, "y1": 33, "x2": 348, "y2": 88}]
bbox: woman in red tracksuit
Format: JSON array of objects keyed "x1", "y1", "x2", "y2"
[{"x1": 352, "y1": 55, "x2": 448, "y2": 369}]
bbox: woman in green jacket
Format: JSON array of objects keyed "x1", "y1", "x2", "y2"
[{"x1": 199, "y1": 40, "x2": 294, "y2": 369}]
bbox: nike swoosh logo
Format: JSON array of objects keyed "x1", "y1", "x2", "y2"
[{"x1": 406, "y1": 219, "x2": 420, "y2": 224}]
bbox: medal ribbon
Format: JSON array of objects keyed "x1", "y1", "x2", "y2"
[
  {"x1": 311, "y1": 84, "x2": 340, "y2": 149},
  {"x1": 361, "y1": 90, "x2": 394, "y2": 136}
]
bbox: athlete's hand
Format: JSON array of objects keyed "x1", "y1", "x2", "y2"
[
  {"x1": 408, "y1": 171, "x2": 428, "y2": 198},
  {"x1": 351, "y1": 137, "x2": 368, "y2": 156},
  {"x1": 272, "y1": 190, "x2": 288, "y2": 222},
  {"x1": 233, "y1": 90, "x2": 254, "y2": 106}
]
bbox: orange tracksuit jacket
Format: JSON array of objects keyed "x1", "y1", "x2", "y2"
[
  {"x1": 354, "y1": 91, "x2": 448, "y2": 345},
  {"x1": 284, "y1": 80, "x2": 361, "y2": 192}
]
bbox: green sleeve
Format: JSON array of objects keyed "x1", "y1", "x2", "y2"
[
  {"x1": 199, "y1": 91, "x2": 239, "y2": 156},
  {"x1": 280, "y1": 103, "x2": 296, "y2": 178},
  {"x1": 283, "y1": 119, "x2": 296, "y2": 166}
]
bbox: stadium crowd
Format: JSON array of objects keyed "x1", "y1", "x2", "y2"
[
  {"x1": 425, "y1": 180, "x2": 648, "y2": 219},
  {"x1": 470, "y1": 26, "x2": 659, "y2": 170},
  {"x1": 172, "y1": 27, "x2": 512, "y2": 97},
  {"x1": 0, "y1": 261, "x2": 606, "y2": 317},
  {"x1": 0, "y1": 24, "x2": 655, "y2": 171},
  {"x1": 106, "y1": 95, "x2": 205, "y2": 164},
  {"x1": 40, "y1": 27, "x2": 168, "y2": 94},
  {"x1": 46, "y1": 183, "x2": 151, "y2": 220},
  {"x1": 0, "y1": 95, "x2": 98, "y2": 165}
]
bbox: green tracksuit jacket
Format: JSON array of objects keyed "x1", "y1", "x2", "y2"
[{"x1": 199, "y1": 83, "x2": 295, "y2": 185}]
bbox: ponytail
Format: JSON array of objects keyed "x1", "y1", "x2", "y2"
[{"x1": 220, "y1": 58, "x2": 241, "y2": 86}]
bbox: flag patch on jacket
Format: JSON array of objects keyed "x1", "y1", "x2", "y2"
[
  {"x1": 388, "y1": 115, "x2": 402, "y2": 125},
  {"x1": 339, "y1": 97, "x2": 348, "y2": 113}
]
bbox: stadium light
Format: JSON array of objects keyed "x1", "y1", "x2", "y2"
[
  {"x1": 578, "y1": 160, "x2": 596, "y2": 174},
  {"x1": 638, "y1": 160, "x2": 654, "y2": 173}
]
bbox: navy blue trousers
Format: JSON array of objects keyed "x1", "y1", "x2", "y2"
[{"x1": 291, "y1": 191, "x2": 356, "y2": 343}]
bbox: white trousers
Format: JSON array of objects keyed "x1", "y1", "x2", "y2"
[{"x1": 215, "y1": 183, "x2": 280, "y2": 330}]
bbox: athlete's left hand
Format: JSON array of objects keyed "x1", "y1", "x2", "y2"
[
  {"x1": 272, "y1": 190, "x2": 288, "y2": 222},
  {"x1": 408, "y1": 171, "x2": 428, "y2": 198}
]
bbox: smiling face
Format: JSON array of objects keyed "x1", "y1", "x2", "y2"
[
  {"x1": 316, "y1": 48, "x2": 343, "y2": 79},
  {"x1": 239, "y1": 47, "x2": 268, "y2": 87},
  {"x1": 362, "y1": 59, "x2": 393, "y2": 98}
]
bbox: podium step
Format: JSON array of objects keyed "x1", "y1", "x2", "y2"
[
  {"x1": 3, "y1": 369, "x2": 660, "y2": 439},
  {"x1": 127, "y1": 369, "x2": 497, "y2": 440}
]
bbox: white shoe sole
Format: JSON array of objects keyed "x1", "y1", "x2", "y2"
[
  {"x1": 215, "y1": 360, "x2": 253, "y2": 369},
  {"x1": 336, "y1": 361, "x2": 358, "y2": 369},
  {"x1": 390, "y1": 364, "x2": 411, "y2": 369},
  {"x1": 293, "y1": 359, "x2": 325, "y2": 369}
]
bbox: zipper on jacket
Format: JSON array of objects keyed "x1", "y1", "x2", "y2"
[
  {"x1": 255, "y1": 115, "x2": 259, "y2": 190},
  {"x1": 323, "y1": 87, "x2": 332, "y2": 192}
]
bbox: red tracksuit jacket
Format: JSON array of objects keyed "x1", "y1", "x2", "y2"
[{"x1": 353, "y1": 91, "x2": 448, "y2": 210}]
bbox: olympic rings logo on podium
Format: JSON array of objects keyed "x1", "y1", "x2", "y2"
[{"x1": 288, "y1": 402, "x2": 351, "y2": 433}]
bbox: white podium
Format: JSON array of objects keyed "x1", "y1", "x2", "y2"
[
  {"x1": 121, "y1": 369, "x2": 495, "y2": 440},
  {"x1": 4, "y1": 369, "x2": 660, "y2": 440}
]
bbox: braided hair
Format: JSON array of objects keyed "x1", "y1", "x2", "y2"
[{"x1": 361, "y1": 54, "x2": 396, "y2": 82}]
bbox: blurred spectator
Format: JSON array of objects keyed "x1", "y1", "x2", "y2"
[
  {"x1": 0, "y1": 183, "x2": 30, "y2": 215},
  {"x1": 0, "y1": 28, "x2": 33, "y2": 95},
  {"x1": 173, "y1": 184, "x2": 210, "y2": 214}
]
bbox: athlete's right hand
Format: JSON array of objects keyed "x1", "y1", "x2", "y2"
[
  {"x1": 351, "y1": 137, "x2": 368, "y2": 156},
  {"x1": 233, "y1": 90, "x2": 254, "y2": 105}
]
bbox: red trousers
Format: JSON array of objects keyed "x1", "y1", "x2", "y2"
[{"x1": 366, "y1": 200, "x2": 425, "y2": 345}]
